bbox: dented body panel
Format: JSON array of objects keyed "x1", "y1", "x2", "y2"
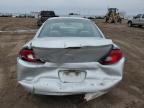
[
  {"x1": 17, "y1": 58, "x2": 124, "y2": 100},
  {"x1": 17, "y1": 17, "x2": 125, "y2": 101},
  {"x1": 32, "y1": 38, "x2": 113, "y2": 63}
]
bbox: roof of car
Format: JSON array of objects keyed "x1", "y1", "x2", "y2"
[{"x1": 48, "y1": 17, "x2": 90, "y2": 21}]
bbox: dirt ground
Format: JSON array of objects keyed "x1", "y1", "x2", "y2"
[{"x1": 0, "y1": 17, "x2": 144, "y2": 108}]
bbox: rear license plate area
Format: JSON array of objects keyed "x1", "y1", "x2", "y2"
[{"x1": 58, "y1": 70, "x2": 86, "y2": 83}]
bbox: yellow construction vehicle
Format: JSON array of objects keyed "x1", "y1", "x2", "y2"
[{"x1": 105, "y1": 8, "x2": 122, "y2": 23}]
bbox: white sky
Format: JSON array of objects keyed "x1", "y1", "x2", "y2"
[{"x1": 0, "y1": 0, "x2": 143, "y2": 15}]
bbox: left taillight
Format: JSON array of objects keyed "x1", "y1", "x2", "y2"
[
  {"x1": 100, "y1": 49, "x2": 123, "y2": 65},
  {"x1": 19, "y1": 48, "x2": 39, "y2": 63}
]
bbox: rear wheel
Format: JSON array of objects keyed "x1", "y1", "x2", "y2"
[
  {"x1": 108, "y1": 17, "x2": 114, "y2": 23},
  {"x1": 118, "y1": 18, "x2": 122, "y2": 23},
  {"x1": 128, "y1": 21, "x2": 133, "y2": 27},
  {"x1": 138, "y1": 25, "x2": 142, "y2": 27},
  {"x1": 37, "y1": 20, "x2": 42, "y2": 27}
]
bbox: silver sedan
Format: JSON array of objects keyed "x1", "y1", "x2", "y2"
[{"x1": 17, "y1": 17, "x2": 125, "y2": 101}]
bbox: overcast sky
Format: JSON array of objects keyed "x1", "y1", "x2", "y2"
[{"x1": 0, "y1": 0, "x2": 143, "y2": 15}]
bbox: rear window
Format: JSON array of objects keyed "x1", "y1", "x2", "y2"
[
  {"x1": 38, "y1": 19, "x2": 102, "y2": 38},
  {"x1": 40, "y1": 11, "x2": 55, "y2": 16}
]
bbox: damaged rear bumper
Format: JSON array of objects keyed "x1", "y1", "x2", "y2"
[{"x1": 17, "y1": 58, "x2": 125, "y2": 101}]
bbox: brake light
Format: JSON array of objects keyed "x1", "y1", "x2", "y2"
[
  {"x1": 19, "y1": 49, "x2": 38, "y2": 62},
  {"x1": 100, "y1": 49, "x2": 123, "y2": 65}
]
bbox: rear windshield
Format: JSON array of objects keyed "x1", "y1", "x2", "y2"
[
  {"x1": 38, "y1": 19, "x2": 102, "y2": 38},
  {"x1": 40, "y1": 11, "x2": 55, "y2": 16}
]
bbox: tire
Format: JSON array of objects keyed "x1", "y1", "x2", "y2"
[
  {"x1": 105, "y1": 17, "x2": 108, "y2": 23},
  {"x1": 118, "y1": 18, "x2": 122, "y2": 24},
  {"x1": 128, "y1": 21, "x2": 133, "y2": 27},
  {"x1": 37, "y1": 20, "x2": 42, "y2": 27},
  {"x1": 109, "y1": 17, "x2": 113, "y2": 23},
  {"x1": 138, "y1": 25, "x2": 142, "y2": 27}
]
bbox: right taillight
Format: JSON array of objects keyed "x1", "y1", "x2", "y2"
[{"x1": 100, "y1": 49, "x2": 123, "y2": 65}]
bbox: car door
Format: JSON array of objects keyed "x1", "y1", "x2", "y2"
[{"x1": 133, "y1": 14, "x2": 141, "y2": 24}]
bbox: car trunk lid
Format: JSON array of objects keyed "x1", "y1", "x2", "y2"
[{"x1": 31, "y1": 37, "x2": 113, "y2": 63}]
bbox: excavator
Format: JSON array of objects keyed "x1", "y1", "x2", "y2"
[{"x1": 105, "y1": 8, "x2": 122, "y2": 23}]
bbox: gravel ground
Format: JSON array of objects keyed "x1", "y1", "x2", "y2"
[{"x1": 0, "y1": 18, "x2": 144, "y2": 108}]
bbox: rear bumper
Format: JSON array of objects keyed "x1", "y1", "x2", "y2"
[{"x1": 17, "y1": 58, "x2": 125, "y2": 100}]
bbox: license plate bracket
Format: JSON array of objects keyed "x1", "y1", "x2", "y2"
[{"x1": 58, "y1": 70, "x2": 86, "y2": 83}]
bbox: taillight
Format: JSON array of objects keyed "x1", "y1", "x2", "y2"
[
  {"x1": 100, "y1": 49, "x2": 123, "y2": 65},
  {"x1": 19, "y1": 48, "x2": 38, "y2": 63}
]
